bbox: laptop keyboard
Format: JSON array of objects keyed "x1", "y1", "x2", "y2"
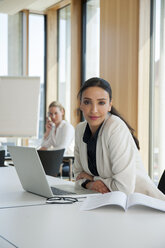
[{"x1": 51, "y1": 187, "x2": 76, "y2": 195}]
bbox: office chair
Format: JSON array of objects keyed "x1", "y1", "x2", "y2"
[
  {"x1": 158, "y1": 170, "x2": 165, "y2": 194},
  {"x1": 37, "y1": 149, "x2": 65, "y2": 177},
  {"x1": 0, "y1": 150, "x2": 5, "y2": 167}
]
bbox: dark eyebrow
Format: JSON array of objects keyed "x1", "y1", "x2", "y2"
[
  {"x1": 83, "y1": 97, "x2": 92, "y2": 100},
  {"x1": 97, "y1": 98, "x2": 107, "y2": 100},
  {"x1": 83, "y1": 97, "x2": 108, "y2": 101}
]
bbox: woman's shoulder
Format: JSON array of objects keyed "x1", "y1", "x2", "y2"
[
  {"x1": 76, "y1": 121, "x2": 86, "y2": 129},
  {"x1": 60, "y1": 120, "x2": 75, "y2": 130},
  {"x1": 103, "y1": 114, "x2": 128, "y2": 133},
  {"x1": 75, "y1": 121, "x2": 87, "y2": 134},
  {"x1": 106, "y1": 114, "x2": 125, "y2": 125}
]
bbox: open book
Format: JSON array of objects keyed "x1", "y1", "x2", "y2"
[{"x1": 80, "y1": 191, "x2": 165, "y2": 211}]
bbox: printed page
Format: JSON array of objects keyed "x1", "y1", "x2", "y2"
[
  {"x1": 80, "y1": 191, "x2": 127, "y2": 211},
  {"x1": 127, "y1": 193, "x2": 165, "y2": 211}
]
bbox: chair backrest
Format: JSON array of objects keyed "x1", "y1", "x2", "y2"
[
  {"x1": 0, "y1": 150, "x2": 5, "y2": 166},
  {"x1": 158, "y1": 170, "x2": 165, "y2": 194},
  {"x1": 37, "y1": 149, "x2": 65, "y2": 176}
]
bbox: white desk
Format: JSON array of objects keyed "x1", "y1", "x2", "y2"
[
  {"x1": 0, "y1": 235, "x2": 16, "y2": 248},
  {"x1": 0, "y1": 203, "x2": 165, "y2": 248},
  {"x1": 0, "y1": 166, "x2": 46, "y2": 209},
  {"x1": 0, "y1": 166, "x2": 72, "y2": 209},
  {"x1": 1, "y1": 167, "x2": 165, "y2": 248}
]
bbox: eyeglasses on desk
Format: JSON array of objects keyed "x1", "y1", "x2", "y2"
[{"x1": 46, "y1": 197, "x2": 78, "y2": 204}]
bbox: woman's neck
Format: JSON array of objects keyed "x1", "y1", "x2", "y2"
[{"x1": 55, "y1": 120, "x2": 62, "y2": 128}]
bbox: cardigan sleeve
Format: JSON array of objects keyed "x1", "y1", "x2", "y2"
[
  {"x1": 73, "y1": 124, "x2": 88, "y2": 188},
  {"x1": 94, "y1": 121, "x2": 137, "y2": 194}
]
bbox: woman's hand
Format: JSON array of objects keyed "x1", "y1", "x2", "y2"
[
  {"x1": 44, "y1": 118, "x2": 53, "y2": 138},
  {"x1": 86, "y1": 180, "x2": 110, "y2": 194},
  {"x1": 46, "y1": 118, "x2": 53, "y2": 131},
  {"x1": 76, "y1": 172, "x2": 93, "y2": 181}
]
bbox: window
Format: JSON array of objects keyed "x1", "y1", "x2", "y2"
[
  {"x1": 0, "y1": 13, "x2": 23, "y2": 150},
  {"x1": 57, "y1": 5, "x2": 71, "y2": 122},
  {"x1": 82, "y1": 0, "x2": 100, "y2": 82},
  {"x1": 0, "y1": 12, "x2": 46, "y2": 150},
  {"x1": 150, "y1": 0, "x2": 165, "y2": 184},
  {"x1": 0, "y1": 14, "x2": 8, "y2": 76},
  {"x1": 28, "y1": 13, "x2": 46, "y2": 141},
  {"x1": 0, "y1": 13, "x2": 23, "y2": 76}
]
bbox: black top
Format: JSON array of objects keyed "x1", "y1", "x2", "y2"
[
  {"x1": 83, "y1": 123, "x2": 103, "y2": 176},
  {"x1": 81, "y1": 123, "x2": 103, "y2": 189}
]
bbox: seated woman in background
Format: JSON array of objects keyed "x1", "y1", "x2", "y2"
[
  {"x1": 74, "y1": 77, "x2": 165, "y2": 200},
  {"x1": 40, "y1": 101, "x2": 75, "y2": 176}
]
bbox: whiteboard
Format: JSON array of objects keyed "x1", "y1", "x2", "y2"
[{"x1": 0, "y1": 76, "x2": 40, "y2": 137}]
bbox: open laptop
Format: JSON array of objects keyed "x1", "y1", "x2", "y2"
[{"x1": 8, "y1": 146, "x2": 98, "y2": 198}]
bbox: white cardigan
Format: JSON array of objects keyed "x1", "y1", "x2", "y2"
[
  {"x1": 74, "y1": 114, "x2": 165, "y2": 200},
  {"x1": 41, "y1": 120, "x2": 75, "y2": 155}
]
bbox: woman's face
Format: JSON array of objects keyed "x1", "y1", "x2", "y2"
[
  {"x1": 80, "y1": 86, "x2": 112, "y2": 134},
  {"x1": 48, "y1": 106, "x2": 64, "y2": 126}
]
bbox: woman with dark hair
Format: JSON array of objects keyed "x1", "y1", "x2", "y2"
[{"x1": 74, "y1": 77, "x2": 165, "y2": 200}]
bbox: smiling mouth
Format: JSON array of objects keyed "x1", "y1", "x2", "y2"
[{"x1": 90, "y1": 116, "x2": 99, "y2": 120}]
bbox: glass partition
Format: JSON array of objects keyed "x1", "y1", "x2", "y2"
[
  {"x1": 0, "y1": 13, "x2": 23, "y2": 152},
  {"x1": 150, "y1": 0, "x2": 165, "y2": 184},
  {"x1": 57, "y1": 5, "x2": 71, "y2": 122},
  {"x1": 82, "y1": 0, "x2": 100, "y2": 82},
  {"x1": 0, "y1": 12, "x2": 46, "y2": 150},
  {"x1": 0, "y1": 13, "x2": 23, "y2": 76},
  {"x1": 28, "y1": 13, "x2": 46, "y2": 140}
]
